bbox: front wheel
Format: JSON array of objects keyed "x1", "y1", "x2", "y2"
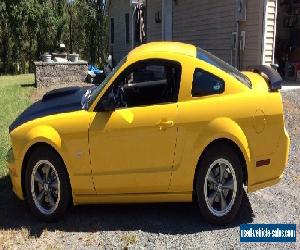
[
  {"x1": 25, "y1": 146, "x2": 72, "y2": 221},
  {"x1": 195, "y1": 144, "x2": 243, "y2": 225}
]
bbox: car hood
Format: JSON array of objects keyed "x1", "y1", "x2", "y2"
[{"x1": 9, "y1": 86, "x2": 90, "y2": 133}]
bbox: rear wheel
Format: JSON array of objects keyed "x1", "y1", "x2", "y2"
[
  {"x1": 25, "y1": 146, "x2": 71, "y2": 221},
  {"x1": 195, "y1": 144, "x2": 243, "y2": 225}
]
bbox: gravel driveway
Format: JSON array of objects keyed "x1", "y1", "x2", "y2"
[{"x1": 0, "y1": 90, "x2": 299, "y2": 249}]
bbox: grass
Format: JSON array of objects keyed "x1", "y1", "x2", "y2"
[{"x1": 0, "y1": 74, "x2": 34, "y2": 177}]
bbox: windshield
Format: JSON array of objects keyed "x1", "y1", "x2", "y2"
[
  {"x1": 196, "y1": 47, "x2": 252, "y2": 88},
  {"x1": 83, "y1": 57, "x2": 127, "y2": 109}
]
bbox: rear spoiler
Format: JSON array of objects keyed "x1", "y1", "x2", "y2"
[{"x1": 247, "y1": 65, "x2": 282, "y2": 91}]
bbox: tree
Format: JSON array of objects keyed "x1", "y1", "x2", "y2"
[{"x1": 0, "y1": 0, "x2": 108, "y2": 75}]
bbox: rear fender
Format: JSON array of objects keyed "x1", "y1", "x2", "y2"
[{"x1": 193, "y1": 117, "x2": 252, "y2": 181}]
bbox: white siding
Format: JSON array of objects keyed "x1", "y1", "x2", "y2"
[
  {"x1": 240, "y1": 0, "x2": 265, "y2": 69},
  {"x1": 146, "y1": 0, "x2": 163, "y2": 42},
  {"x1": 173, "y1": 0, "x2": 236, "y2": 64},
  {"x1": 109, "y1": 0, "x2": 133, "y2": 63},
  {"x1": 162, "y1": 0, "x2": 173, "y2": 40},
  {"x1": 108, "y1": 0, "x2": 269, "y2": 68},
  {"x1": 262, "y1": 0, "x2": 277, "y2": 65},
  {"x1": 109, "y1": 0, "x2": 162, "y2": 62}
]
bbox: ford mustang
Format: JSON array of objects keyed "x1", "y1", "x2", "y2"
[{"x1": 8, "y1": 42, "x2": 290, "y2": 224}]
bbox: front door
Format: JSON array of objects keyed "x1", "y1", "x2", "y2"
[{"x1": 89, "y1": 59, "x2": 182, "y2": 194}]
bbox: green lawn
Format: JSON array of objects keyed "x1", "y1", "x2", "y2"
[{"x1": 0, "y1": 74, "x2": 34, "y2": 177}]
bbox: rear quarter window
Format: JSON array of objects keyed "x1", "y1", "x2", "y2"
[
  {"x1": 192, "y1": 69, "x2": 225, "y2": 97},
  {"x1": 197, "y1": 47, "x2": 252, "y2": 89}
]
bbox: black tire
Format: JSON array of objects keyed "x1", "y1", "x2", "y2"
[
  {"x1": 195, "y1": 144, "x2": 243, "y2": 225},
  {"x1": 25, "y1": 146, "x2": 72, "y2": 222}
]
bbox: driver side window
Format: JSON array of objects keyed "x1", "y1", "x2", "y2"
[{"x1": 103, "y1": 59, "x2": 181, "y2": 109}]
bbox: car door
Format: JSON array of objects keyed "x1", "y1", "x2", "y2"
[{"x1": 89, "y1": 59, "x2": 182, "y2": 194}]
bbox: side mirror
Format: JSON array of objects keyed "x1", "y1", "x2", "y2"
[{"x1": 97, "y1": 91, "x2": 116, "y2": 112}]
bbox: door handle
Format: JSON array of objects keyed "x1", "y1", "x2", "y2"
[{"x1": 157, "y1": 120, "x2": 174, "y2": 131}]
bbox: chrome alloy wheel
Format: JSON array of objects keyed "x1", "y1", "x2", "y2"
[
  {"x1": 204, "y1": 158, "x2": 237, "y2": 217},
  {"x1": 31, "y1": 160, "x2": 60, "y2": 215}
]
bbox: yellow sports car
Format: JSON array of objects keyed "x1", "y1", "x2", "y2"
[{"x1": 8, "y1": 42, "x2": 289, "y2": 224}]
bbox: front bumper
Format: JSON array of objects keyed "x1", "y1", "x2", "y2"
[
  {"x1": 7, "y1": 148, "x2": 24, "y2": 200},
  {"x1": 247, "y1": 127, "x2": 290, "y2": 193}
]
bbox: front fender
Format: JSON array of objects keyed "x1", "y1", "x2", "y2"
[
  {"x1": 26, "y1": 125, "x2": 62, "y2": 149},
  {"x1": 20, "y1": 125, "x2": 64, "y2": 160},
  {"x1": 12, "y1": 125, "x2": 72, "y2": 181}
]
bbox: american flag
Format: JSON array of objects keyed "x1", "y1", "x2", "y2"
[{"x1": 135, "y1": 0, "x2": 145, "y2": 43}]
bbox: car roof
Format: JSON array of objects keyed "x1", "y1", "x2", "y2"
[{"x1": 127, "y1": 42, "x2": 197, "y2": 59}]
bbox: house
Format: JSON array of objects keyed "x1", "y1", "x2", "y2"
[{"x1": 107, "y1": 0, "x2": 300, "y2": 82}]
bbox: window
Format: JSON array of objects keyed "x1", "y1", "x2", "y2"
[
  {"x1": 192, "y1": 69, "x2": 225, "y2": 97},
  {"x1": 88, "y1": 57, "x2": 127, "y2": 109},
  {"x1": 110, "y1": 18, "x2": 114, "y2": 44},
  {"x1": 125, "y1": 13, "x2": 129, "y2": 44},
  {"x1": 196, "y1": 47, "x2": 252, "y2": 88},
  {"x1": 98, "y1": 60, "x2": 181, "y2": 109}
]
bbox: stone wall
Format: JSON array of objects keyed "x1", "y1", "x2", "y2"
[{"x1": 34, "y1": 61, "x2": 88, "y2": 88}]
